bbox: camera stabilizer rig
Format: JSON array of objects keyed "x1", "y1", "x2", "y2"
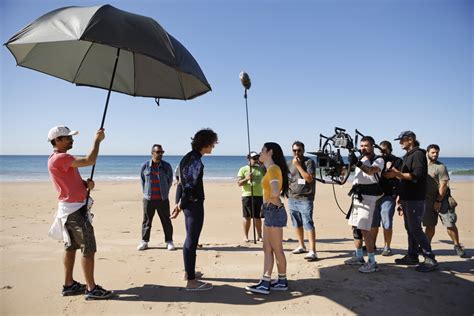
[{"x1": 308, "y1": 127, "x2": 355, "y2": 185}]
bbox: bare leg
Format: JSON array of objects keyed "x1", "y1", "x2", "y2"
[
  {"x1": 383, "y1": 228, "x2": 393, "y2": 248},
  {"x1": 255, "y1": 218, "x2": 263, "y2": 239},
  {"x1": 447, "y1": 225, "x2": 461, "y2": 246},
  {"x1": 425, "y1": 226, "x2": 436, "y2": 243},
  {"x1": 243, "y1": 217, "x2": 251, "y2": 241},
  {"x1": 82, "y1": 254, "x2": 96, "y2": 291},
  {"x1": 267, "y1": 227, "x2": 286, "y2": 275},
  {"x1": 262, "y1": 226, "x2": 274, "y2": 277},
  {"x1": 295, "y1": 226, "x2": 305, "y2": 248},
  {"x1": 306, "y1": 229, "x2": 316, "y2": 252},
  {"x1": 64, "y1": 250, "x2": 76, "y2": 286},
  {"x1": 361, "y1": 230, "x2": 374, "y2": 253},
  {"x1": 371, "y1": 227, "x2": 379, "y2": 246}
]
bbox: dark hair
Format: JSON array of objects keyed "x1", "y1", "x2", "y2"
[
  {"x1": 379, "y1": 140, "x2": 392, "y2": 152},
  {"x1": 263, "y1": 142, "x2": 289, "y2": 198},
  {"x1": 414, "y1": 140, "x2": 420, "y2": 147},
  {"x1": 292, "y1": 141, "x2": 305, "y2": 151},
  {"x1": 151, "y1": 144, "x2": 162, "y2": 150},
  {"x1": 50, "y1": 140, "x2": 56, "y2": 146},
  {"x1": 360, "y1": 136, "x2": 375, "y2": 146},
  {"x1": 191, "y1": 128, "x2": 218, "y2": 151},
  {"x1": 427, "y1": 144, "x2": 440, "y2": 152}
]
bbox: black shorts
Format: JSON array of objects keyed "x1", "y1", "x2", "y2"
[{"x1": 242, "y1": 196, "x2": 264, "y2": 218}]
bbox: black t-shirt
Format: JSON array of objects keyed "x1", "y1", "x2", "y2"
[
  {"x1": 398, "y1": 147, "x2": 427, "y2": 201},
  {"x1": 380, "y1": 154, "x2": 403, "y2": 197}
]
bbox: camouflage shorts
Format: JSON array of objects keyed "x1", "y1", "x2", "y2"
[{"x1": 64, "y1": 207, "x2": 97, "y2": 256}]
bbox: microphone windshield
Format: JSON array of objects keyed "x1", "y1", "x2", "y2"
[{"x1": 239, "y1": 71, "x2": 251, "y2": 89}]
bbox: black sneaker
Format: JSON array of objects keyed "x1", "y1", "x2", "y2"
[
  {"x1": 394, "y1": 255, "x2": 419, "y2": 265},
  {"x1": 270, "y1": 279, "x2": 288, "y2": 291},
  {"x1": 84, "y1": 285, "x2": 113, "y2": 300},
  {"x1": 245, "y1": 280, "x2": 270, "y2": 295},
  {"x1": 62, "y1": 280, "x2": 86, "y2": 296},
  {"x1": 415, "y1": 257, "x2": 438, "y2": 272}
]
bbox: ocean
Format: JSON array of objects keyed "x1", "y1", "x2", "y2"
[{"x1": 1, "y1": 155, "x2": 473, "y2": 182}]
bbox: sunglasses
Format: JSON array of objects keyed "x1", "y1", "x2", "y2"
[
  {"x1": 57, "y1": 135, "x2": 73, "y2": 141},
  {"x1": 292, "y1": 149, "x2": 302, "y2": 153},
  {"x1": 152, "y1": 150, "x2": 164, "y2": 154}
]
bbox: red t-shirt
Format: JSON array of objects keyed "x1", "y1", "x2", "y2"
[{"x1": 48, "y1": 152, "x2": 87, "y2": 202}]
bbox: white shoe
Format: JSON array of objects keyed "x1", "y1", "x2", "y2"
[
  {"x1": 166, "y1": 242, "x2": 175, "y2": 251},
  {"x1": 292, "y1": 246, "x2": 307, "y2": 254},
  {"x1": 304, "y1": 251, "x2": 318, "y2": 261},
  {"x1": 137, "y1": 241, "x2": 148, "y2": 251}
]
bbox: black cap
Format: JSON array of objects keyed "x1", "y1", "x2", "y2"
[{"x1": 394, "y1": 130, "x2": 416, "y2": 141}]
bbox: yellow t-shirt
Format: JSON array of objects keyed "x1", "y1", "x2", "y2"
[{"x1": 262, "y1": 165, "x2": 282, "y2": 201}]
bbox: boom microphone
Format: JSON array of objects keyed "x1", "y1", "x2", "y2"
[{"x1": 239, "y1": 71, "x2": 251, "y2": 90}]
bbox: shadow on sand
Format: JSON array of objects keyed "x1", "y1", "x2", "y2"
[{"x1": 111, "y1": 259, "x2": 474, "y2": 315}]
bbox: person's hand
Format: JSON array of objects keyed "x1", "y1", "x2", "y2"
[
  {"x1": 86, "y1": 178, "x2": 95, "y2": 190},
  {"x1": 170, "y1": 205, "x2": 181, "y2": 219},
  {"x1": 397, "y1": 204, "x2": 403, "y2": 216},
  {"x1": 292, "y1": 157, "x2": 301, "y2": 166},
  {"x1": 95, "y1": 129, "x2": 105, "y2": 143},
  {"x1": 348, "y1": 151, "x2": 358, "y2": 165},
  {"x1": 433, "y1": 201, "x2": 441, "y2": 213},
  {"x1": 384, "y1": 167, "x2": 400, "y2": 179}
]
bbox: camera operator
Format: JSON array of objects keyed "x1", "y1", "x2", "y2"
[
  {"x1": 370, "y1": 141, "x2": 403, "y2": 256},
  {"x1": 345, "y1": 136, "x2": 384, "y2": 273}
]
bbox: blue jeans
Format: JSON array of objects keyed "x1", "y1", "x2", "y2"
[
  {"x1": 401, "y1": 200, "x2": 435, "y2": 259},
  {"x1": 288, "y1": 199, "x2": 314, "y2": 230},
  {"x1": 372, "y1": 196, "x2": 395, "y2": 229}
]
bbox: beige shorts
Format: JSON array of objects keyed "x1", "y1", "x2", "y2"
[{"x1": 348, "y1": 194, "x2": 380, "y2": 231}]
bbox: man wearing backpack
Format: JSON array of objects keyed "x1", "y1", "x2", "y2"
[
  {"x1": 385, "y1": 131, "x2": 438, "y2": 272},
  {"x1": 345, "y1": 136, "x2": 384, "y2": 273}
]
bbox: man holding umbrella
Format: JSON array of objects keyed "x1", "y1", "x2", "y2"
[{"x1": 47, "y1": 126, "x2": 112, "y2": 300}]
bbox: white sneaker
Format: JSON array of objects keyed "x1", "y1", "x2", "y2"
[
  {"x1": 166, "y1": 242, "x2": 175, "y2": 251},
  {"x1": 292, "y1": 246, "x2": 307, "y2": 254},
  {"x1": 304, "y1": 251, "x2": 318, "y2": 261},
  {"x1": 137, "y1": 241, "x2": 148, "y2": 251}
]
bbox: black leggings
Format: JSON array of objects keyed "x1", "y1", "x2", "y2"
[{"x1": 183, "y1": 201, "x2": 204, "y2": 280}]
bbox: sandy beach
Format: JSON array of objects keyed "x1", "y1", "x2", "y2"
[{"x1": 0, "y1": 180, "x2": 473, "y2": 315}]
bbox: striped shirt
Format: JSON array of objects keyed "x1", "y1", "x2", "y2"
[{"x1": 150, "y1": 162, "x2": 162, "y2": 200}]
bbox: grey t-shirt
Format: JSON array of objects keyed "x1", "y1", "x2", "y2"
[
  {"x1": 426, "y1": 161, "x2": 450, "y2": 199},
  {"x1": 288, "y1": 156, "x2": 316, "y2": 200}
]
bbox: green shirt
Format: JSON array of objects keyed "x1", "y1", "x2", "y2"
[
  {"x1": 426, "y1": 160, "x2": 450, "y2": 199},
  {"x1": 237, "y1": 165, "x2": 265, "y2": 197}
]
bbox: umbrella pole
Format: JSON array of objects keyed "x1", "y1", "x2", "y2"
[
  {"x1": 85, "y1": 48, "x2": 121, "y2": 211},
  {"x1": 244, "y1": 88, "x2": 257, "y2": 244}
]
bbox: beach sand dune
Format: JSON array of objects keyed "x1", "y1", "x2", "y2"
[{"x1": 1, "y1": 181, "x2": 473, "y2": 315}]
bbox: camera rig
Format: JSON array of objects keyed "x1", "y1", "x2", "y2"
[{"x1": 308, "y1": 127, "x2": 355, "y2": 185}]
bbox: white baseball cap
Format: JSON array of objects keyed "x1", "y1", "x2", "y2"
[{"x1": 47, "y1": 126, "x2": 79, "y2": 141}]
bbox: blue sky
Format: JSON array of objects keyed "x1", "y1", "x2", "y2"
[{"x1": 1, "y1": 0, "x2": 472, "y2": 157}]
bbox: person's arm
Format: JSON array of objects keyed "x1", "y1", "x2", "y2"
[
  {"x1": 166, "y1": 163, "x2": 173, "y2": 186},
  {"x1": 267, "y1": 180, "x2": 283, "y2": 206},
  {"x1": 71, "y1": 129, "x2": 105, "y2": 168},
  {"x1": 140, "y1": 163, "x2": 146, "y2": 191},
  {"x1": 293, "y1": 157, "x2": 314, "y2": 183},
  {"x1": 237, "y1": 167, "x2": 251, "y2": 186},
  {"x1": 357, "y1": 158, "x2": 382, "y2": 176}
]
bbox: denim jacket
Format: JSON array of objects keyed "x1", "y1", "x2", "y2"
[{"x1": 141, "y1": 160, "x2": 173, "y2": 200}]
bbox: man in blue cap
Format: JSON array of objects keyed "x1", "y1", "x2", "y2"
[{"x1": 384, "y1": 131, "x2": 438, "y2": 272}]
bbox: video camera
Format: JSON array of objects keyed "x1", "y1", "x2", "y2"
[{"x1": 308, "y1": 127, "x2": 355, "y2": 185}]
